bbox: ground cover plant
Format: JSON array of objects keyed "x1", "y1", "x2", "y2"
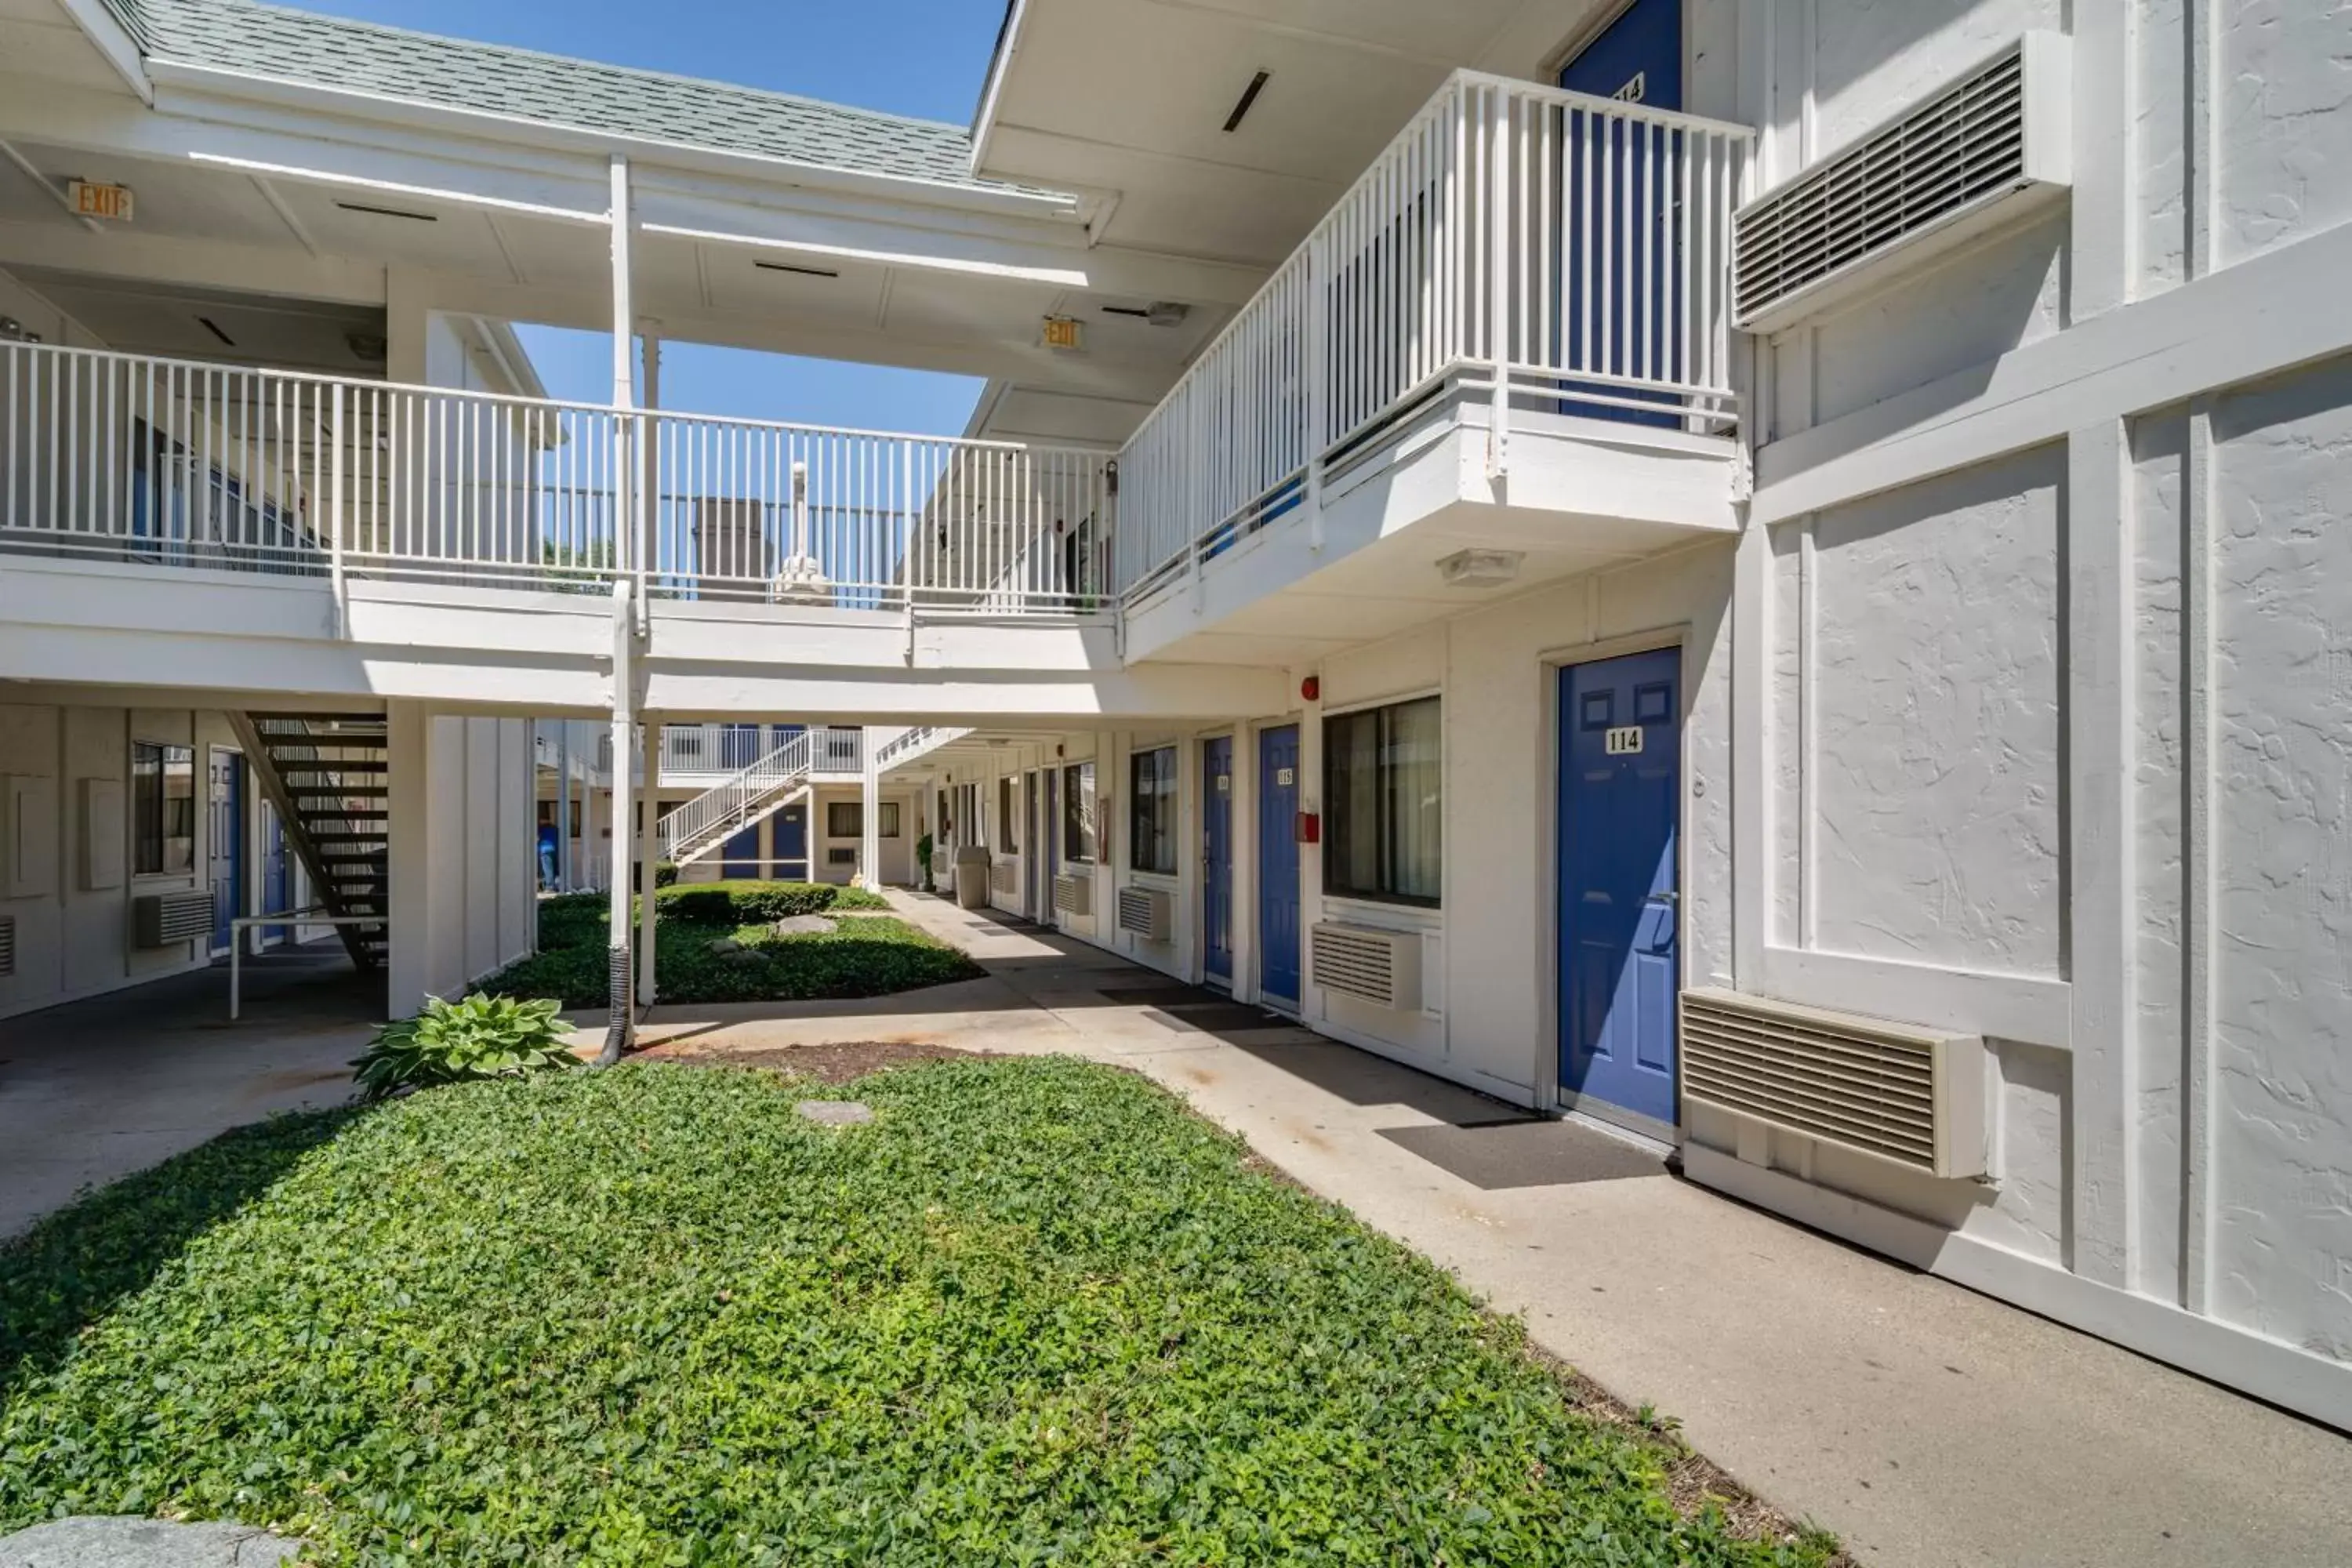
[
  {"x1": 349, "y1": 992, "x2": 576, "y2": 1101},
  {"x1": 477, "y1": 880, "x2": 977, "y2": 1008},
  {"x1": 0, "y1": 1058, "x2": 1836, "y2": 1566}
]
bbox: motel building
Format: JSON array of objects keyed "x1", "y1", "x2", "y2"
[{"x1": 0, "y1": 0, "x2": 2348, "y2": 1433}]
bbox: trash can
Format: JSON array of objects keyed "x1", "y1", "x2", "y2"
[{"x1": 954, "y1": 846, "x2": 992, "y2": 909}]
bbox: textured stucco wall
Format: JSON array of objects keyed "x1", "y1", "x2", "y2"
[
  {"x1": 1806, "y1": 445, "x2": 2066, "y2": 977},
  {"x1": 2209, "y1": 355, "x2": 2352, "y2": 1358},
  {"x1": 2216, "y1": 0, "x2": 2352, "y2": 267},
  {"x1": 1806, "y1": 0, "x2": 2063, "y2": 155}
]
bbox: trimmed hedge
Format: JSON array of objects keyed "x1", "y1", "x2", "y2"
[
  {"x1": 0, "y1": 1060, "x2": 1836, "y2": 1565},
  {"x1": 482, "y1": 882, "x2": 969, "y2": 1008}
]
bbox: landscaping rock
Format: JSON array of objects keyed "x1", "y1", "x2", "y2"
[
  {"x1": 718, "y1": 948, "x2": 766, "y2": 967},
  {"x1": 706, "y1": 937, "x2": 742, "y2": 955},
  {"x1": 771, "y1": 914, "x2": 837, "y2": 936},
  {"x1": 796, "y1": 1099, "x2": 874, "y2": 1126},
  {"x1": 0, "y1": 1517, "x2": 300, "y2": 1567}
]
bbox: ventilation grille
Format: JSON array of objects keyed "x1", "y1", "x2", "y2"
[
  {"x1": 1116, "y1": 885, "x2": 1171, "y2": 942},
  {"x1": 993, "y1": 860, "x2": 1018, "y2": 896},
  {"x1": 0, "y1": 912, "x2": 14, "y2": 976},
  {"x1": 1733, "y1": 33, "x2": 2070, "y2": 332},
  {"x1": 1309, "y1": 921, "x2": 1423, "y2": 1012},
  {"x1": 133, "y1": 887, "x2": 213, "y2": 948},
  {"x1": 1053, "y1": 873, "x2": 1093, "y2": 917},
  {"x1": 1679, "y1": 988, "x2": 1987, "y2": 1179}
]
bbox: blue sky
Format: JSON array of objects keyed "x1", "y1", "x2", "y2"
[{"x1": 299, "y1": 0, "x2": 1003, "y2": 433}]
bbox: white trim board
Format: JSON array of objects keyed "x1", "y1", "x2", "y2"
[
  {"x1": 1757, "y1": 944, "x2": 2071, "y2": 1051},
  {"x1": 1753, "y1": 219, "x2": 2352, "y2": 524},
  {"x1": 1683, "y1": 1145, "x2": 2352, "y2": 1435}
]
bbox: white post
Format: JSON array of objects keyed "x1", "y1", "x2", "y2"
[
  {"x1": 328, "y1": 381, "x2": 347, "y2": 633},
  {"x1": 598, "y1": 579, "x2": 636, "y2": 1065},
  {"x1": 608, "y1": 154, "x2": 641, "y2": 604},
  {"x1": 860, "y1": 732, "x2": 882, "y2": 892},
  {"x1": 638, "y1": 713, "x2": 659, "y2": 1006},
  {"x1": 557, "y1": 723, "x2": 572, "y2": 891},
  {"x1": 641, "y1": 325, "x2": 662, "y2": 596},
  {"x1": 1486, "y1": 85, "x2": 1512, "y2": 477}
]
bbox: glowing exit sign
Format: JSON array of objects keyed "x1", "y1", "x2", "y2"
[
  {"x1": 68, "y1": 180, "x2": 134, "y2": 221},
  {"x1": 1041, "y1": 314, "x2": 1082, "y2": 351}
]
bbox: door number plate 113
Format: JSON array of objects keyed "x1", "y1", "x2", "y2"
[{"x1": 1604, "y1": 726, "x2": 1644, "y2": 756}]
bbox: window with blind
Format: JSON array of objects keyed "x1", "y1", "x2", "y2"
[
  {"x1": 1129, "y1": 746, "x2": 1178, "y2": 875},
  {"x1": 1323, "y1": 696, "x2": 1441, "y2": 906}
]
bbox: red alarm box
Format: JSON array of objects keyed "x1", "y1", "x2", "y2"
[{"x1": 1295, "y1": 811, "x2": 1320, "y2": 844}]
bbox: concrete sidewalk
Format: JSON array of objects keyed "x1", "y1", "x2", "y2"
[
  {"x1": 0, "y1": 943, "x2": 373, "y2": 1240},
  {"x1": 636, "y1": 891, "x2": 2352, "y2": 1568}
]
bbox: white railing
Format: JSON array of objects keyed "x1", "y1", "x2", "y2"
[
  {"x1": 644, "y1": 412, "x2": 1116, "y2": 612},
  {"x1": 0, "y1": 339, "x2": 1116, "y2": 615},
  {"x1": 658, "y1": 728, "x2": 813, "y2": 866},
  {"x1": 1116, "y1": 70, "x2": 1754, "y2": 599},
  {"x1": 872, "y1": 724, "x2": 970, "y2": 771},
  {"x1": 656, "y1": 722, "x2": 862, "y2": 777}
]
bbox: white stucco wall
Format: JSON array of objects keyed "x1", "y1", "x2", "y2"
[{"x1": 387, "y1": 704, "x2": 537, "y2": 1014}]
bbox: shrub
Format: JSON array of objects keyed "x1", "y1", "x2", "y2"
[
  {"x1": 655, "y1": 860, "x2": 679, "y2": 887},
  {"x1": 349, "y1": 993, "x2": 577, "y2": 1102}
]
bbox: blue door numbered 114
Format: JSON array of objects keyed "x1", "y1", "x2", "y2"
[{"x1": 1558, "y1": 648, "x2": 1680, "y2": 1130}]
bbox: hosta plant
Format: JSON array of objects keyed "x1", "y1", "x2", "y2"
[{"x1": 350, "y1": 991, "x2": 577, "y2": 1101}]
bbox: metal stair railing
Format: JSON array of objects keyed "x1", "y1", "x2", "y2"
[
  {"x1": 872, "y1": 725, "x2": 971, "y2": 771},
  {"x1": 659, "y1": 728, "x2": 815, "y2": 866}
]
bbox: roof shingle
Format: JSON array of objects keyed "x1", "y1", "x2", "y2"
[{"x1": 100, "y1": 0, "x2": 1035, "y2": 196}]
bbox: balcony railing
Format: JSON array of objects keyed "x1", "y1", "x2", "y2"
[
  {"x1": 0, "y1": 339, "x2": 1116, "y2": 613},
  {"x1": 1115, "y1": 71, "x2": 1755, "y2": 601},
  {"x1": 659, "y1": 723, "x2": 862, "y2": 776}
]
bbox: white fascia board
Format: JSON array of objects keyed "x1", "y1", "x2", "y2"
[
  {"x1": 55, "y1": 0, "x2": 152, "y2": 105},
  {"x1": 967, "y1": 0, "x2": 1027, "y2": 174},
  {"x1": 143, "y1": 59, "x2": 1084, "y2": 223}
]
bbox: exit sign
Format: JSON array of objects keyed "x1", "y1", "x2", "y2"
[
  {"x1": 1041, "y1": 314, "x2": 1082, "y2": 351},
  {"x1": 68, "y1": 180, "x2": 134, "y2": 221}
]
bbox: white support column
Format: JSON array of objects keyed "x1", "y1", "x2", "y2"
[
  {"x1": 556, "y1": 724, "x2": 572, "y2": 891},
  {"x1": 641, "y1": 324, "x2": 662, "y2": 595},
  {"x1": 608, "y1": 154, "x2": 641, "y2": 605},
  {"x1": 599, "y1": 579, "x2": 636, "y2": 1065},
  {"x1": 1486, "y1": 83, "x2": 1512, "y2": 478},
  {"x1": 386, "y1": 699, "x2": 432, "y2": 1018},
  {"x1": 860, "y1": 731, "x2": 883, "y2": 891},
  {"x1": 638, "y1": 714, "x2": 659, "y2": 1005}
]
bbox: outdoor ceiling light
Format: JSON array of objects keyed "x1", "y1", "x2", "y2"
[
  {"x1": 754, "y1": 259, "x2": 840, "y2": 279},
  {"x1": 1223, "y1": 69, "x2": 1271, "y2": 132},
  {"x1": 336, "y1": 200, "x2": 437, "y2": 222},
  {"x1": 1101, "y1": 301, "x2": 1190, "y2": 327},
  {"x1": 1435, "y1": 548, "x2": 1524, "y2": 589}
]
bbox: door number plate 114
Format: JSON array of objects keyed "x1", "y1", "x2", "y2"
[{"x1": 1604, "y1": 726, "x2": 1644, "y2": 756}]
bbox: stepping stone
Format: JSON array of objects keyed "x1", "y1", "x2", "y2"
[
  {"x1": 771, "y1": 914, "x2": 837, "y2": 935},
  {"x1": 797, "y1": 1099, "x2": 873, "y2": 1125},
  {"x1": 0, "y1": 1516, "x2": 300, "y2": 1566}
]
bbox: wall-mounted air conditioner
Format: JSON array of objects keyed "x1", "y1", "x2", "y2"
[
  {"x1": 1733, "y1": 31, "x2": 2071, "y2": 333},
  {"x1": 1116, "y1": 885, "x2": 1171, "y2": 942},
  {"x1": 1053, "y1": 873, "x2": 1093, "y2": 918},
  {"x1": 133, "y1": 887, "x2": 212, "y2": 949},
  {"x1": 0, "y1": 912, "x2": 15, "y2": 977},
  {"x1": 1679, "y1": 988, "x2": 1988, "y2": 1180},
  {"x1": 1310, "y1": 921, "x2": 1423, "y2": 1013},
  {"x1": 992, "y1": 860, "x2": 1018, "y2": 897}
]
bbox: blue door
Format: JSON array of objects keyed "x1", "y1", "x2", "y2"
[
  {"x1": 209, "y1": 749, "x2": 246, "y2": 956},
  {"x1": 720, "y1": 724, "x2": 762, "y2": 769},
  {"x1": 1558, "y1": 648, "x2": 1680, "y2": 1127},
  {"x1": 1257, "y1": 725, "x2": 1301, "y2": 1006},
  {"x1": 721, "y1": 820, "x2": 761, "y2": 879},
  {"x1": 1560, "y1": 0, "x2": 1682, "y2": 426},
  {"x1": 774, "y1": 804, "x2": 808, "y2": 878},
  {"x1": 260, "y1": 801, "x2": 292, "y2": 948},
  {"x1": 1202, "y1": 736, "x2": 1235, "y2": 985}
]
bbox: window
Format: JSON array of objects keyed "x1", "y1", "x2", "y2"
[
  {"x1": 1062, "y1": 761, "x2": 1097, "y2": 863},
  {"x1": 1323, "y1": 696, "x2": 1441, "y2": 906},
  {"x1": 1129, "y1": 746, "x2": 1178, "y2": 875},
  {"x1": 828, "y1": 801, "x2": 901, "y2": 838},
  {"x1": 998, "y1": 777, "x2": 1018, "y2": 852},
  {"x1": 132, "y1": 741, "x2": 195, "y2": 876}
]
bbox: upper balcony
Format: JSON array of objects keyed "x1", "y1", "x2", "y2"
[{"x1": 1114, "y1": 72, "x2": 1755, "y2": 664}]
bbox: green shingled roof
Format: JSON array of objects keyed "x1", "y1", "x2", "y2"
[{"x1": 98, "y1": 0, "x2": 1034, "y2": 196}]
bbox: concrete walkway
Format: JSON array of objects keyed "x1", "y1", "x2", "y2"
[
  {"x1": 634, "y1": 891, "x2": 2352, "y2": 1568},
  {"x1": 0, "y1": 943, "x2": 374, "y2": 1240}
]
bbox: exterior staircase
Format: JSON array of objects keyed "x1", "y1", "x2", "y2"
[
  {"x1": 228, "y1": 712, "x2": 390, "y2": 970},
  {"x1": 659, "y1": 727, "x2": 817, "y2": 869},
  {"x1": 870, "y1": 725, "x2": 971, "y2": 773}
]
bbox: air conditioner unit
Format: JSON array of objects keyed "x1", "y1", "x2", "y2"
[
  {"x1": 992, "y1": 860, "x2": 1018, "y2": 896},
  {"x1": 133, "y1": 887, "x2": 212, "y2": 949},
  {"x1": 1733, "y1": 31, "x2": 2072, "y2": 332},
  {"x1": 1679, "y1": 988, "x2": 1988, "y2": 1180},
  {"x1": 0, "y1": 912, "x2": 14, "y2": 976},
  {"x1": 1053, "y1": 872, "x2": 1093, "y2": 918},
  {"x1": 1116, "y1": 884, "x2": 1171, "y2": 942},
  {"x1": 1309, "y1": 921, "x2": 1423, "y2": 1013}
]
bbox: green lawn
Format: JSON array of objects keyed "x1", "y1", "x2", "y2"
[
  {"x1": 0, "y1": 1059, "x2": 1831, "y2": 1566},
  {"x1": 479, "y1": 881, "x2": 983, "y2": 1007}
]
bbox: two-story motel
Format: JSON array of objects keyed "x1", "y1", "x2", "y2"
[{"x1": 2, "y1": 0, "x2": 2349, "y2": 1429}]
